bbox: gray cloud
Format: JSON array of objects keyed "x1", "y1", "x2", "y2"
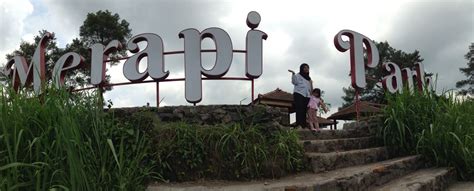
[{"x1": 384, "y1": 1, "x2": 474, "y2": 92}]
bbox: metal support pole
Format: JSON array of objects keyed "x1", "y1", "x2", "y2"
[
  {"x1": 355, "y1": 89, "x2": 360, "y2": 122},
  {"x1": 156, "y1": 82, "x2": 160, "y2": 107},
  {"x1": 251, "y1": 79, "x2": 255, "y2": 101}
]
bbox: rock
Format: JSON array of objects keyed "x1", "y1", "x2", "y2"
[
  {"x1": 159, "y1": 113, "x2": 175, "y2": 122},
  {"x1": 200, "y1": 113, "x2": 210, "y2": 121},
  {"x1": 223, "y1": 114, "x2": 232, "y2": 123},
  {"x1": 173, "y1": 108, "x2": 184, "y2": 119},
  {"x1": 230, "y1": 113, "x2": 241, "y2": 121},
  {"x1": 214, "y1": 108, "x2": 226, "y2": 115}
]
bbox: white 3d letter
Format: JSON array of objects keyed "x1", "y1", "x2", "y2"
[
  {"x1": 334, "y1": 30, "x2": 379, "y2": 89},
  {"x1": 90, "y1": 40, "x2": 122, "y2": 85},
  {"x1": 52, "y1": 52, "x2": 84, "y2": 88},
  {"x1": 4, "y1": 33, "x2": 52, "y2": 93},
  {"x1": 123, "y1": 33, "x2": 169, "y2": 82},
  {"x1": 382, "y1": 62, "x2": 403, "y2": 93},
  {"x1": 245, "y1": 11, "x2": 267, "y2": 79},
  {"x1": 179, "y1": 28, "x2": 233, "y2": 103}
]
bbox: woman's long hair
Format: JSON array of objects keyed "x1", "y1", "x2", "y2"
[{"x1": 299, "y1": 63, "x2": 311, "y2": 81}]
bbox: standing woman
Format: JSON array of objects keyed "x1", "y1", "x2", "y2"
[{"x1": 289, "y1": 63, "x2": 313, "y2": 128}]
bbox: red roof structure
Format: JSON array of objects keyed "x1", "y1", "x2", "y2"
[
  {"x1": 253, "y1": 88, "x2": 294, "y2": 112},
  {"x1": 327, "y1": 101, "x2": 385, "y2": 120}
]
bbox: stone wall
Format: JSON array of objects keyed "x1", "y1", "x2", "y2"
[
  {"x1": 108, "y1": 104, "x2": 290, "y2": 126},
  {"x1": 342, "y1": 118, "x2": 382, "y2": 136}
]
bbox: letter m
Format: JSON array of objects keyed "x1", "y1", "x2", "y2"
[{"x1": 3, "y1": 33, "x2": 51, "y2": 93}]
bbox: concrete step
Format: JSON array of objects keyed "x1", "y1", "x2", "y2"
[
  {"x1": 297, "y1": 127, "x2": 372, "y2": 140},
  {"x1": 373, "y1": 167, "x2": 456, "y2": 191},
  {"x1": 448, "y1": 181, "x2": 474, "y2": 191},
  {"x1": 306, "y1": 147, "x2": 389, "y2": 173},
  {"x1": 148, "y1": 155, "x2": 424, "y2": 191},
  {"x1": 300, "y1": 136, "x2": 377, "y2": 153}
]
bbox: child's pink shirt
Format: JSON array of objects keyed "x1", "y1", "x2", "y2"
[{"x1": 307, "y1": 96, "x2": 321, "y2": 110}]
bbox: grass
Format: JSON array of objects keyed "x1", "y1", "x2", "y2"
[
  {"x1": 0, "y1": 87, "x2": 155, "y2": 190},
  {"x1": 380, "y1": 89, "x2": 474, "y2": 180}
]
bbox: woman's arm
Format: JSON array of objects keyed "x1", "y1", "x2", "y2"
[{"x1": 290, "y1": 70, "x2": 298, "y2": 85}]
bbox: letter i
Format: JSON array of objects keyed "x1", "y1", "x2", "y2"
[{"x1": 245, "y1": 11, "x2": 267, "y2": 79}]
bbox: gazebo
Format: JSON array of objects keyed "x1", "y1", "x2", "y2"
[
  {"x1": 253, "y1": 88, "x2": 294, "y2": 112},
  {"x1": 253, "y1": 88, "x2": 336, "y2": 128},
  {"x1": 328, "y1": 101, "x2": 385, "y2": 122}
]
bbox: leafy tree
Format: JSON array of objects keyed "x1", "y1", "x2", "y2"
[
  {"x1": 456, "y1": 43, "x2": 473, "y2": 96},
  {"x1": 340, "y1": 41, "x2": 424, "y2": 107},
  {"x1": 67, "y1": 10, "x2": 132, "y2": 89},
  {"x1": 80, "y1": 10, "x2": 131, "y2": 49}
]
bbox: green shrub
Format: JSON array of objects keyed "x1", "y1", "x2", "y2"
[
  {"x1": 380, "y1": 89, "x2": 474, "y2": 180},
  {"x1": 149, "y1": 122, "x2": 306, "y2": 181},
  {"x1": 0, "y1": 87, "x2": 155, "y2": 190}
]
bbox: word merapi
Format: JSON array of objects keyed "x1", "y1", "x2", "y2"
[
  {"x1": 2, "y1": 11, "x2": 267, "y2": 103},
  {"x1": 334, "y1": 30, "x2": 434, "y2": 93}
]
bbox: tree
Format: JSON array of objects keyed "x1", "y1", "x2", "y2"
[
  {"x1": 456, "y1": 43, "x2": 473, "y2": 96},
  {"x1": 340, "y1": 41, "x2": 424, "y2": 107},
  {"x1": 2, "y1": 10, "x2": 132, "y2": 91},
  {"x1": 80, "y1": 10, "x2": 131, "y2": 50},
  {"x1": 67, "y1": 10, "x2": 132, "y2": 89}
]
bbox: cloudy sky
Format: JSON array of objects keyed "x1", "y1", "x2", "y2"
[{"x1": 1, "y1": 0, "x2": 473, "y2": 118}]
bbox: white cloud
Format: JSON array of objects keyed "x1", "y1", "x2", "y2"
[{"x1": 0, "y1": 0, "x2": 33, "y2": 60}]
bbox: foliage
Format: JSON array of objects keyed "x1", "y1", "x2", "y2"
[
  {"x1": 80, "y1": 10, "x2": 131, "y2": 49},
  {"x1": 0, "y1": 86, "x2": 155, "y2": 190},
  {"x1": 148, "y1": 121, "x2": 306, "y2": 181},
  {"x1": 341, "y1": 41, "x2": 424, "y2": 107},
  {"x1": 456, "y1": 43, "x2": 474, "y2": 96},
  {"x1": 380, "y1": 89, "x2": 474, "y2": 180},
  {"x1": 73, "y1": 10, "x2": 132, "y2": 89}
]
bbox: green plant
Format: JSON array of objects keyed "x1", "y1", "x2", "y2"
[
  {"x1": 149, "y1": 122, "x2": 305, "y2": 181},
  {"x1": 0, "y1": 87, "x2": 155, "y2": 190},
  {"x1": 380, "y1": 89, "x2": 474, "y2": 180}
]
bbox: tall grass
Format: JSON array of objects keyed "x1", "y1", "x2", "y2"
[
  {"x1": 0, "y1": 87, "x2": 155, "y2": 190},
  {"x1": 381, "y1": 89, "x2": 474, "y2": 180}
]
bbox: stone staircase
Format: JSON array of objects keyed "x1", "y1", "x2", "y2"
[
  {"x1": 294, "y1": 122, "x2": 457, "y2": 190},
  {"x1": 148, "y1": 121, "x2": 465, "y2": 191}
]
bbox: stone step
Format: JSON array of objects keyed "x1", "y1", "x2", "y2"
[
  {"x1": 306, "y1": 147, "x2": 389, "y2": 173},
  {"x1": 300, "y1": 136, "x2": 377, "y2": 153},
  {"x1": 297, "y1": 127, "x2": 372, "y2": 140},
  {"x1": 373, "y1": 167, "x2": 456, "y2": 191},
  {"x1": 148, "y1": 155, "x2": 424, "y2": 191},
  {"x1": 448, "y1": 181, "x2": 474, "y2": 191}
]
